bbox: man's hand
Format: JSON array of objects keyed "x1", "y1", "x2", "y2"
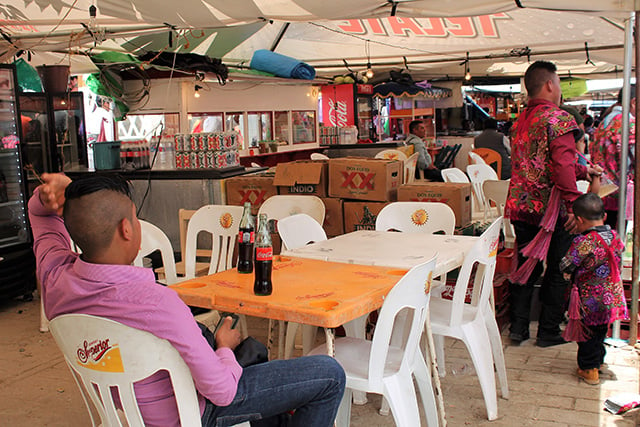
[
  {"x1": 564, "y1": 213, "x2": 579, "y2": 234},
  {"x1": 38, "y1": 173, "x2": 72, "y2": 216},
  {"x1": 215, "y1": 316, "x2": 242, "y2": 350},
  {"x1": 586, "y1": 165, "x2": 603, "y2": 180}
]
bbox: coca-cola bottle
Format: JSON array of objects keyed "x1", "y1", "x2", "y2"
[
  {"x1": 253, "y1": 213, "x2": 273, "y2": 296},
  {"x1": 237, "y1": 202, "x2": 255, "y2": 274}
]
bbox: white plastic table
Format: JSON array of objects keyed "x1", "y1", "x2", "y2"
[
  {"x1": 283, "y1": 230, "x2": 478, "y2": 426},
  {"x1": 282, "y1": 230, "x2": 478, "y2": 278}
]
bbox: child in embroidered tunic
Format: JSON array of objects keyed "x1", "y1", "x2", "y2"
[{"x1": 560, "y1": 193, "x2": 628, "y2": 385}]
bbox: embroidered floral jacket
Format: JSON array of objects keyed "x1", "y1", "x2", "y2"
[
  {"x1": 589, "y1": 106, "x2": 635, "y2": 212},
  {"x1": 505, "y1": 98, "x2": 586, "y2": 225},
  {"x1": 560, "y1": 225, "x2": 628, "y2": 326}
]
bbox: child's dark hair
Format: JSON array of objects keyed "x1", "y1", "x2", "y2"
[{"x1": 573, "y1": 193, "x2": 605, "y2": 221}]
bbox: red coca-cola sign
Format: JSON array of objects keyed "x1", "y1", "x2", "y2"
[{"x1": 321, "y1": 84, "x2": 356, "y2": 127}]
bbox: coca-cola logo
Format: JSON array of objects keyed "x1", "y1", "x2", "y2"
[
  {"x1": 328, "y1": 99, "x2": 348, "y2": 127},
  {"x1": 77, "y1": 338, "x2": 111, "y2": 364}
]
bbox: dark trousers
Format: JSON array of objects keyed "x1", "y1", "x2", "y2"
[
  {"x1": 577, "y1": 324, "x2": 609, "y2": 370},
  {"x1": 509, "y1": 220, "x2": 573, "y2": 339}
]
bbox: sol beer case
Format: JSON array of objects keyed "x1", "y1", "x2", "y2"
[
  {"x1": 225, "y1": 173, "x2": 277, "y2": 215},
  {"x1": 398, "y1": 182, "x2": 472, "y2": 227},
  {"x1": 328, "y1": 157, "x2": 401, "y2": 202}
]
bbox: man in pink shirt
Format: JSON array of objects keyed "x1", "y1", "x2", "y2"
[{"x1": 32, "y1": 173, "x2": 345, "y2": 427}]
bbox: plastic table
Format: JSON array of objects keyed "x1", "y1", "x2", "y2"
[
  {"x1": 170, "y1": 257, "x2": 407, "y2": 356},
  {"x1": 282, "y1": 230, "x2": 477, "y2": 277}
]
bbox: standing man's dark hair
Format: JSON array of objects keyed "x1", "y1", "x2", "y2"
[
  {"x1": 524, "y1": 61, "x2": 557, "y2": 97},
  {"x1": 409, "y1": 120, "x2": 423, "y2": 134},
  {"x1": 617, "y1": 84, "x2": 637, "y2": 103}
]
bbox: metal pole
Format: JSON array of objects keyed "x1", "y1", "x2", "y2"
[
  {"x1": 629, "y1": 12, "x2": 640, "y2": 347},
  {"x1": 615, "y1": 13, "x2": 634, "y2": 340}
]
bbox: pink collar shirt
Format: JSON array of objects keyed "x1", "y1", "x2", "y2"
[{"x1": 29, "y1": 191, "x2": 242, "y2": 426}]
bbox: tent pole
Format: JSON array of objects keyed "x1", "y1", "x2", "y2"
[
  {"x1": 615, "y1": 13, "x2": 634, "y2": 341},
  {"x1": 630, "y1": 12, "x2": 640, "y2": 347}
]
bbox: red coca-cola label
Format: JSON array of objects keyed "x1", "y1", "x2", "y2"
[
  {"x1": 238, "y1": 231, "x2": 255, "y2": 244},
  {"x1": 255, "y1": 247, "x2": 273, "y2": 261}
]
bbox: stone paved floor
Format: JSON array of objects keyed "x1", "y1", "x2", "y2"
[{"x1": 1, "y1": 297, "x2": 639, "y2": 426}]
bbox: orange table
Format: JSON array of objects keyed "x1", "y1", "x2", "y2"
[{"x1": 170, "y1": 256, "x2": 408, "y2": 354}]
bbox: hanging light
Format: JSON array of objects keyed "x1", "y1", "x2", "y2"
[
  {"x1": 464, "y1": 52, "x2": 472, "y2": 81},
  {"x1": 366, "y1": 62, "x2": 374, "y2": 79},
  {"x1": 364, "y1": 40, "x2": 374, "y2": 79},
  {"x1": 194, "y1": 84, "x2": 202, "y2": 98}
]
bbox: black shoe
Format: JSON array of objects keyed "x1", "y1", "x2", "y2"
[
  {"x1": 509, "y1": 331, "x2": 530, "y2": 345},
  {"x1": 536, "y1": 335, "x2": 568, "y2": 348}
]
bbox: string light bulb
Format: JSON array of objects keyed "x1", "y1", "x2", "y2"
[
  {"x1": 194, "y1": 84, "x2": 202, "y2": 98},
  {"x1": 464, "y1": 52, "x2": 471, "y2": 81},
  {"x1": 366, "y1": 63, "x2": 374, "y2": 79}
]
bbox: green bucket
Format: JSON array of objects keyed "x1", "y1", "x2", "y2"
[{"x1": 92, "y1": 141, "x2": 121, "y2": 170}]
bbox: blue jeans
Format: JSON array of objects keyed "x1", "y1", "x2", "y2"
[{"x1": 201, "y1": 355, "x2": 345, "y2": 427}]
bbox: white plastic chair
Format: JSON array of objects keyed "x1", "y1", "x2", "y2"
[
  {"x1": 183, "y1": 205, "x2": 247, "y2": 335},
  {"x1": 467, "y1": 164, "x2": 499, "y2": 220},
  {"x1": 374, "y1": 149, "x2": 408, "y2": 161},
  {"x1": 49, "y1": 314, "x2": 203, "y2": 427},
  {"x1": 310, "y1": 152, "x2": 330, "y2": 160},
  {"x1": 134, "y1": 220, "x2": 179, "y2": 285},
  {"x1": 403, "y1": 152, "x2": 419, "y2": 184},
  {"x1": 258, "y1": 196, "x2": 325, "y2": 359},
  {"x1": 577, "y1": 180, "x2": 590, "y2": 194},
  {"x1": 374, "y1": 201, "x2": 454, "y2": 416},
  {"x1": 482, "y1": 180, "x2": 516, "y2": 248},
  {"x1": 277, "y1": 213, "x2": 327, "y2": 252},
  {"x1": 376, "y1": 202, "x2": 455, "y2": 235},
  {"x1": 441, "y1": 167, "x2": 469, "y2": 183},
  {"x1": 430, "y1": 217, "x2": 508, "y2": 421},
  {"x1": 183, "y1": 205, "x2": 245, "y2": 278},
  {"x1": 257, "y1": 195, "x2": 326, "y2": 236},
  {"x1": 309, "y1": 258, "x2": 439, "y2": 427},
  {"x1": 277, "y1": 213, "x2": 328, "y2": 359},
  {"x1": 468, "y1": 150, "x2": 487, "y2": 165}
]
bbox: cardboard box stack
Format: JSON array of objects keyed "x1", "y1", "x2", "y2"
[
  {"x1": 328, "y1": 157, "x2": 402, "y2": 233},
  {"x1": 225, "y1": 172, "x2": 277, "y2": 215},
  {"x1": 397, "y1": 182, "x2": 472, "y2": 228}
]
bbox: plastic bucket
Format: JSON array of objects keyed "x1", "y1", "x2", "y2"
[
  {"x1": 92, "y1": 141, "x2": 121, "y2": 170},
  {"x1": 36, "y1": 65, "x2": 70, "y2": 93}
]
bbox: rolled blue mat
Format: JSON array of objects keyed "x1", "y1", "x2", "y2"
[{"x1": 250, "y1": 49, "x2": 316, "y2": 80}]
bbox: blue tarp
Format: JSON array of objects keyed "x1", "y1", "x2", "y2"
[{"x1": 250, "y1": 49, "x2": 316, "y2": 80}]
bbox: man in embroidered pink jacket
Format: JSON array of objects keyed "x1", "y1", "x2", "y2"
[
  {"x1": 504, "y1": 61, "x2": 600, "y2": 348},
  {"x1": 31, "y1": 173, "x2": 345, "y2": 427}
]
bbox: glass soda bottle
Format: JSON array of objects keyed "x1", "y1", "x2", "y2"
[
  {"x1": 237, "y1": 202, "x2": 255, "y2": 274},
  {"x1": 253, "y1": 213, "x2": 273, "y2": 296}
]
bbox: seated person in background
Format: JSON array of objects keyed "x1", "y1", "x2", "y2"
[
  {"x1": 474, "y1": 118, "x2": 512, "y2": 179},
  {"x1": 405, "y1": 119, "x2": 443, "y2": 181},
  {"x1": 32, "y1": 173, "x2": 345, "y2": 427}
]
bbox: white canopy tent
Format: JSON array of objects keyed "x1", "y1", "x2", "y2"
[{"x1": 0, "y1": 1, "x2": 636, "y2": 78}]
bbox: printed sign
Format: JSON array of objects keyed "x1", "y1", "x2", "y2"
[{"x1": 76, "y1": 338, "x2": 124, "y2": 373}]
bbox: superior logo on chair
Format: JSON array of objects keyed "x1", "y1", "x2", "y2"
[{"x1": 76, "y1": 338, "x2": 124, "y2": 373}]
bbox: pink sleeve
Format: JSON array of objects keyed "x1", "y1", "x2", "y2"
[
  {"x1": 549, "y1": 133, "x2": 584, "y2": 208},
  {"x1": 28, "y1": 190, "x2": 77, "y2": 295}
]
